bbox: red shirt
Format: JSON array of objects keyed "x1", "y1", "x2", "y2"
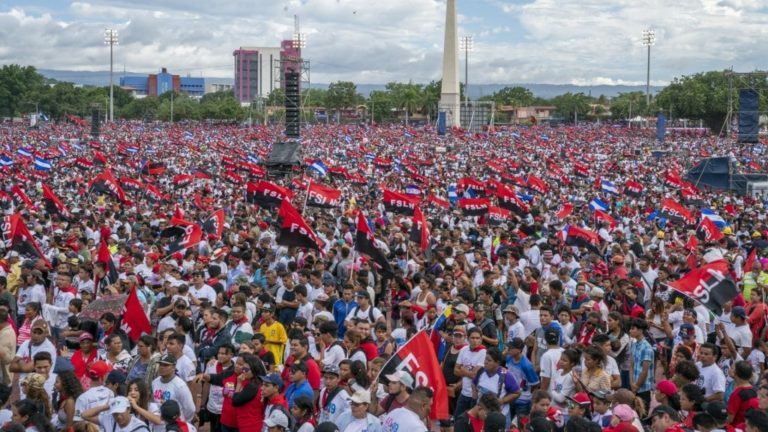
[
  {"x1": 220, "y1": 374, "x2": 239, "y2": 428},
  {"x1": 360, "y1": 340, "x2": 378, "y2": 361},
  {"x1": 468, "y1": 412, "x2": 483, "y2": 432},
  {"x1": 727, "y1": 385, "x2": 759, "y2": 427},
  {"x1": 234, "y1": 383, "x2": 265, "y2": 432},
  {"x1": 71, "y1": 349, "x2": 97, "y2": 379},
  {"x1": 281, "y1": 355, "x2": 321, "y2": 390}
]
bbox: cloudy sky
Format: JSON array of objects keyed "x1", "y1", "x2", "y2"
[{"x1": 1, "y1": 0, "x2": 767, "y2": 85}]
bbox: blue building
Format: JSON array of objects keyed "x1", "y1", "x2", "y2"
[{"x1": 120, "y1": 68, "x2": 205, "y2": 98}]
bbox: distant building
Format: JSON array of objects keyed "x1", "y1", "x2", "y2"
[
  {"x1": 120, "y1": 68, "x2": 205, "y2": 98},
  {"x1": 233, "y1": 40, "x2": 301, "y2": 104},
  {"x1": 498, "y1": 105, "x2": 556, "y2": 121}
]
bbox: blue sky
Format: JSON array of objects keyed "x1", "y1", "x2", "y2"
[{"x1": 1, "y1": 0, "x2": 767, "y2": 85}]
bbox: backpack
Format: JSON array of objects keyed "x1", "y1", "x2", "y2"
[{"x1": 351, "y1": 305, "x2": 376, "y2": 323}]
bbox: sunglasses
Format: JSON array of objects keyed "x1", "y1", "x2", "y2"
[
  {"x1": 242, "y1": 367, "x2": 250, "y2": 373},
  {"x1": 350, "y1": 402, "x2": 367, "y2": 407}
]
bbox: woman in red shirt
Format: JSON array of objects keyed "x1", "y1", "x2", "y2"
[
  {"x1": 232, "y1": 353, "x2": 268, "y2": 432},
  {"x1": 727, "y1": 361, "x2": 759, "y2": 427},
  {"x1": 70, "y1": 332, "x2": 98, "y2": 389},
  {"x1": 201, "y1": 353, "x2": 243, "y2": 432}
]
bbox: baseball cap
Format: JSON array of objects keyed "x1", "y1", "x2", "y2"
[
  {"x1": 508, "y1": 337, "x2": 526, "y2": 351},
  {"x1": 567, "y1": 392, "x2": 592, "y2": 407},
  {"x1": 731, "y1": 306, "x2": 747, "y2": 319},
  {"x1": 260, "y1": 373, "x2": 284, "y2": 391},
  {"x1": 31, "y1": 320, "x2": 49, "y2": 332},
  {"x1": 322, "y1": 364, "x2": 340, "y2": 376},
  {"x1": 106, "y1": 370, "x2": 127, "y2": 385},
  {"x1": 701, "y1": 401, "x2": 728, "y2": 422},
  {"x1": 647, "y1": 405, "x2": 680, "y2": 421},
  {"x1": 612, "y1": 404, "x2": 636, "y2": 422},
  {"x1": 454, "y1": 303, "x2": 469, "y2": 314},
  {"x1": 349, "y1": 389, "x2": 371, "y2": 404},
  {"x1": 385, "y1": 370, "x2": 414, "y2": 389},
  {"x1": 79, "y1": 332, "x2": 94, "y2": 342},
  {"x1": 679, "y1": 323, "x2": 696, "y2": 337},
  {"x1": 355, "y1": 290, "x2": 370, "y2": 299},
  {"x1": 656, "y1": 380, "x2": 678, "y2": 397},
  {"x1": 88, "y1": 360, "x2": 112, "y2": 379},
  {"x1": 264, "y1": 409, "x2": 289, "y2": 428},
  {"x1": 262, "y1": 303, "x2": 275, "y2": 312},
  {"x1": 160, "y1": 400, "x2": 181, "y2": 421},
  {"x1": 158, "y1": 354, "x2": 177, "y2": 365},
  {"x1": 109, "y1": 397, "x2": 131, "y2": 414},
  {"x1": 23, "y1": 373, "x2": 46, "y2": 390}
]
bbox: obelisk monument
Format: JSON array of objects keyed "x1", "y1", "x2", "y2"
[{"x1": 440, "y1": 0, "x2": 461, "y2": 127}]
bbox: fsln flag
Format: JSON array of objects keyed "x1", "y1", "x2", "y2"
[
  {"x1": 667, "y1": 259, "x2": 738, "y2": 316},
  {"x1": 277, "y1": 199, "x2": 325, "y2": 253},
  {"x1": 696, "y1": 216, "x2": 724, "y2": 242},
  {"x1": 378, "y1": 330, "x2": 449, "y2": 420},
  {"x1": 120, "y1": 287, "x2": 152, "y2": 342},
  {"x1": 355, "y1": 211, "x2": 394, "y2": 276}
]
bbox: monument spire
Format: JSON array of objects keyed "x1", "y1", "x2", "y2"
[{"x1": 440, "y1": 0, "x2": 461, "y2": 127}]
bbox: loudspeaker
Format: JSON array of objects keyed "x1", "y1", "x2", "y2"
[
  {"x1": 739, "y1": 89, "x2": 759, "y2": 143},
  {"x1": 284, "y1": 72, "x2": 300, "y2": 138},
  {"x1": 90, "y1": 108, "x2": 100, "y2": 137}
]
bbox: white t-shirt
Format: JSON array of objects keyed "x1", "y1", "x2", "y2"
[
  {"x1": 519, "y1": 310, "x2": 540, "y2": 337},
  {"x1": 15, "y1": 339, "x2": 57, "y2": 393},
  {"x1": 322, "y1": 344, "x2": 346, "y2": 368},
  {"x1": 74, "y1": 385, "x2": 114, "y2": 421},
  {"x1": 549, "y1": 368, "x2": 576, "y2": 409},
  {"x1": 382, "y1": 407, "x2": 428, "y2": 432},
  {"x1": 175, "y1": 354, "x2": 196, "y2": 382},
  {"x1": 99, "y1": 412, "x2": 151, "y2": 432},
  {"x1": 318, "y1": 386, "x2": 350, "y2": 423},
  {"x1": 696, "y1": 362, "x2": 726, "y2": 398},
  {"x1": 151, "y1": 376, "x2": 196, "y2": 421},
  {"x1": 456, "y1": 346, "x2": 487, "y2": 397},
  {"x1": 205, "y1": 362, "x2": 226, "y2": 414},
  {"x1": 730, "y1": 324, "x2": 753, "y2": 350},
  {"x1": 540, "y1": 348, "x2": 564, "y2": 380},
  {"x1": 345, "y1": 305, "x2": 383, "y2": 323},
  {"x1": 507, "y1": 320, "x2": 525, "y2": 342}
]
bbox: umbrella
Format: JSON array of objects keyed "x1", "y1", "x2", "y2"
[{"x1": 78, "y1": 294, "x2": 127, "y2": 321}]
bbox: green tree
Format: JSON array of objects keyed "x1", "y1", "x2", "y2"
[
  {"x1": 156, "y1": 91, "x2": 199, "y2": 121},
  {"x1": 491, "y1": 86, "x2": 535, "y2": 107},
  {"x1": 551, "y1": 92, "x2": 592, "y2": 122},
  {"x1": 120, "y1": 96, "x2": 161, "y2": 120},
  {"x1": 326, "y1": 81, "x2": 360, "y2": 114},
  {"x1": 386, "y1": 82, "x2": 424, "y2": 125},
  {"x1": 0, "y1": 64, "x2": 47, "y2": 117},
  {"x1": 368, "y1": 90, "x2": 395, "y2": 123},
  {"x1": 266, "y1": 88, "x2": 286, "y2": 107},
  {"x1": 608, "y1": 91, "x2": 647, "y2": 120}
]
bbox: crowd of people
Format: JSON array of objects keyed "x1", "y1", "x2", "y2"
[{"x1": 0, "y1": 119, "x2": 765, "y2": 432}]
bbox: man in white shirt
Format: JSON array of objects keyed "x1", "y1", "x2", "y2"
[
  {"x1": 728, "y1": 306, "x2": 753, "y2": 358},
  {"x1": 74, "y1": 360, "x2": 119, "y2": 421},
  {"x1": 10, "y1": 320, "x2": 57, "y2": 394},
  {"x1": 151, "y1": 354, "x2": 196, "y2": 422},
  {"x1": 345, "y1": 290, "x2": 383, "y2": 326},
  {"x1": 382, "y1": 386, "x2": 432, "y2": 432},
  {"x1": 503, "y1": 305, "x2": 525, "y2": 342},
  {"x1": 539, "y1": 329, "x2": 564, "y2": 392},
  {"x1": 697, "y1": 342, "x2": 726, "y2": 402},
  {"x1": 453, "y1": 328, "x2": 486, "y2": 417}
]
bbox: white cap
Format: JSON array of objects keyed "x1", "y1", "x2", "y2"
[
  {"x1": 264, "y1": 410, "x2": 289, "y2": 429},
  {"x1": 350, "y1": 389, "x2": 371, "y2": 404},
  {"x1": 109, "y1": 396, "x2": 131, "y2": 414},
  {"x1": 385, "y1": 370, "x2": 414, "y2": 389}
]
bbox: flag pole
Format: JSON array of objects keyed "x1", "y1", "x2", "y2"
[{"x1": 301, "y1": 179, "x2": 311, "y2": 216}]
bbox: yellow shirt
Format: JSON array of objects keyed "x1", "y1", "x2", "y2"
[{"x1": 259, "y1": 320, "x2": 288, "y2": 366}]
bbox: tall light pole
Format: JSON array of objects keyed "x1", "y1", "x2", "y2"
[
  {"x1": 460, "y1": 35, "x2": 473, "y2": 112},
  {"x1": 104, "y1": 29, "x2": 118, "y2": 122},
  {"x1": 641, "y1": 28, "x2": 655, "y2": 113}
]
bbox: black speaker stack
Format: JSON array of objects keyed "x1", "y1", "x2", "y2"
[
  {"x1": 284, "y1": 72, "x2": 300, "y2": 139},
  {"x1": 90, "y1": 108, "x2": 101, "y2": 138}
]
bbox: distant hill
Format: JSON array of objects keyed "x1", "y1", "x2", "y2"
[{"x1": 39, "y1": 68, "x2": 662, "y2": 99}]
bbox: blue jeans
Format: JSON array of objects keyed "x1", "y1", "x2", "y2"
[
  {"x1": 454, "y1": 394, "x2": 476, "y2": 419},
  {"x1": 620, "y1": 370, "x2": 630, "y2": 389},
  {"x1": 221, "y1": 424, "x2": 238, "y2": 432}
]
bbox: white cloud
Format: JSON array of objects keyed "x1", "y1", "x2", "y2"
[{"x1": 0, "y1": 0, "x2": 766, "y2": 86}]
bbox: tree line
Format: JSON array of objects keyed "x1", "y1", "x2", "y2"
[{"x1": 1, "y1": 64, "x2": 764, "y2": 129}]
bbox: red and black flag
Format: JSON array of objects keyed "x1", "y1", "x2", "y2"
[
  {"x1": 10, "y1": 186, "x2": 34, "y2": 209},
  {"x1": 120, "y1": 177, "x2": 143, "y2": 193},
  {"x1": 667, "y1": 259, "x2": 738, "y2": 316},
  {"x1": 458, "y1": 177, "x2": 487, "y2": 197},
  {"x1": 594, "y1": 209, "x2": 616, "y2": 228},
  {"x1": 459, "y1": 198, "x2": 490, "y2": 216},
  {"x1": 383, "y1": 189, "x2": 419, "y2": 216},
  {"x1": 75, "y1": 157, "x2": 93, "y2": 171},
  {"x1": 565, "y1": 225, "x2": 601, "y2": 253},
  {"x1": 355, "y1": 211, "x2": 394, "y2": 276},
  {"x1": 277, "y1": 199, "x2": 324, "y2": 253},
  {"x1": 42, "y1": 185, "x2": 72, "y2": 220},
  {"x1": 696, "y1": 217, "x2": 724, "y2": 242},
  {"x1": 660, "y1": 198, "x2": 695, "y2": 225},
  {"x1": 624, "y1": 180, "x2": 644, "y2": 197},
  {"x1": 202, "y1": 209, "x2": 225, "y2": 241},
  {"x1": 246, "y1": 181, "x2": 294, "y2": 209},
  {"x1": 93, "y1": 151, "x2": 107, "y2": 166},
  {"x1": 224, "y1": 170, "x2": 244, "y2": 185},
  {"x1": 89, "y1": 170, "x2": 127, "y2": 202},
  {"x1": 160, "y1": 217, "x2": 203, "y2": 255},
  {"x1": 144, "y1": 184, "x2": 166, "y2": 203},
  {"x1": 426, "y1": 194, "x2": 450, "y2": 210},
  {"x1": 664, "y1": 170, "x2": 682, "y2": 188},
  {"x1": 0, "y1": 191, "x2": 12, "y2": 211},
  {"x1": 172, "y1": 174, "x2": 194, "y2": 188},
  {"x1": 378, "y1": 330, "x2": 448, "y2": 420},
  {"x1": 373, "y1": 157, "x2": 393, "y2": 169},
  {"x1": 409, "y1": 206, "x2": 430, "y2": 251},
  {"x1": 120, "y1": 287, "x2": 152, "y2": 342},
  {"x1": 526, "y1": 175, "x2": 548, "y2": 194},
  {"x1": 328, "y1": 166, "x2": 350, "y2": 180},
  {"x1": 496, "y1": 187, "x2": 530, "y2": 216},
  {"x1": 556, "y1": 203, "x2": 573, "y2": 220},
  {"x1": 487, "y1": 206, "x2": 512, "y2": 226},
  {"x1": 1, "y1": 213, "x2": 49, "y2": 266},
  {"x1": 96, "y1": 239, "x2": 119, "y2": 286},
  {"x1": 140, "y1": 161, "x2": 166, "y2": 176},
  {"x1": 306, "y1": 182, "x2": 342, "y2": 208},
  {"x1": 573, "y1": 163, "x2": 589, "y2": 177}
]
